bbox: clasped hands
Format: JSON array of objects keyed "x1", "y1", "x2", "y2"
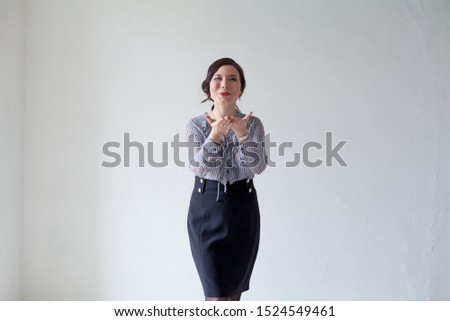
[{"x1": 206, "y1": 112, "x2": 252, "y2": 144}]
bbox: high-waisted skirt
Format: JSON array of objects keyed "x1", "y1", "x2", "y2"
[{"x1": 187, "y1": 176, "x2": 260, "y2": 297}]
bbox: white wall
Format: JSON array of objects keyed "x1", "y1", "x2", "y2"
[
  {"x1": 0, "y1": 0, "x2": 24, "y2": 300},
  {"x1": 19, "y1": 0, "x2": 450, "y2": 300}
]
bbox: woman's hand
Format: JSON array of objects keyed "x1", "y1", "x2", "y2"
[
  {"x1": 228, "y1": 112, "x2": 252, "y2": 138},
  {"x1": 206, "y1": 114, "x2": 232, "y2": 143},
  {"x1": 206, "y1": 112, "x2": 252, "y2": 143}
]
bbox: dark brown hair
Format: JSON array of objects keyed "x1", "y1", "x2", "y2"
[{"x1": 201, "y1": 58, "x2": 246, "y2": 103}]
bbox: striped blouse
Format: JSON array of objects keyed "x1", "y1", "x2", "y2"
[{"x1": 185, "y1": 111, "x2": 267, "y2": 196}]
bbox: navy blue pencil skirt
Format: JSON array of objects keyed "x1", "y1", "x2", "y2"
[{"x1": 187, "y1": 176, "x2": 260, "y2": 297}]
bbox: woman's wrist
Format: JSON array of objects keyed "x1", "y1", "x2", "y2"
[
  {"x1": 236, "y1": 130, "x2": 249, "y2": 138},
  {"x1": 209, "y1": 133, "x2": 221, "y2": 144},
  {"x1": 237, "y1": 131, "x2": 249, "y2": 144}
]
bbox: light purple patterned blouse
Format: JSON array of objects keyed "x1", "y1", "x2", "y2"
[{"x1": 185, "y1": 111, "x2": 267, "y2": 193}]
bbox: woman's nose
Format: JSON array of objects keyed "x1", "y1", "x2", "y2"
[{"x1": 221, "y1": 80, "x2": 228, "y2": 88}]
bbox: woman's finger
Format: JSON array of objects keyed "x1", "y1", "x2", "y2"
[
  {"x1": 206, "y1": 114, "x2": 215, "y2": 125},
  {"x1": 243, "y1": 111, "x2": 253, "y2": 121}
]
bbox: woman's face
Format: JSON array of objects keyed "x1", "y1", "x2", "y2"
[{"x1": 209, "y1": 65, "x2": 242, "y2": 105}]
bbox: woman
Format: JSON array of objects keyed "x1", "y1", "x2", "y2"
[{"x1": 186, "y1": 58, "x2": 267, "y2": 301}]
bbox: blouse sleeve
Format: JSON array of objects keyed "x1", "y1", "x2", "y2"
[
  {"x1": 235, "y1": 116, "x2": 267, "y2": 175},
  {"x1": 185, "y1": 118, "x2": 224, "y2": 177}
]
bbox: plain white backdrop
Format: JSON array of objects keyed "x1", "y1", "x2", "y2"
[
  {"x1": 1, "y1": 0, "x2": 450, "y2": 300},
  {"x1": 0, "y1": 0, "x2": 24, "y2": 301}
]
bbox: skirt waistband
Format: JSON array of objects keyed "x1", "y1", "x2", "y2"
[{"x1": 194, "y1": 176, "x2": 255, "y2": 198}]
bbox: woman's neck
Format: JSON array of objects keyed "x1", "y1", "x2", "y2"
[{"x1": 212, "y1": 103, "x2": 237, "y2": 118}]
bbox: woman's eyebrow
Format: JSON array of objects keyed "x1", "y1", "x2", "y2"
[{"x1": 213, "y1": 73, "x2": 238, "y2": 77}]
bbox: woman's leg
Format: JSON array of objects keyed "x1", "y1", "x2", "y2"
[
  {"x1": 205, "y1": 297, "x2": 228, "y2": 301},
  {"x1": 205, "y1": 293, "x2": 241, "y2": 301},
  {"x1": 229, "y1": 293, "x2": 241, "y2": 301}
]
